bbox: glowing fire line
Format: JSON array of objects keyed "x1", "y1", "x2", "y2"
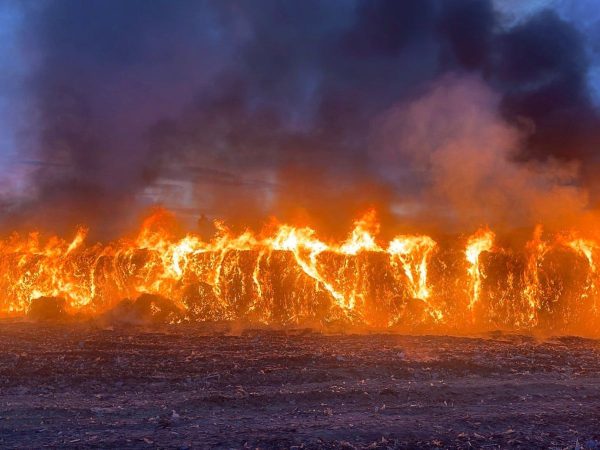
[{"x1": 2, "y1": 210, "x2": 600, "y2": 332}]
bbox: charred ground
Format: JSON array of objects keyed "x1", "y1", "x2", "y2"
[{"x1": 1, "y1": 323, "x2": 600, "y2": 449}]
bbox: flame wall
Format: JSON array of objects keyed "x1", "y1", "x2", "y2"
[{"x1": 1, "y1": 211, "x2": 600, "y2": 335}]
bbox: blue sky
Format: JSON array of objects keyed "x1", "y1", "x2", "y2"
[{"x1": 0, "y1": 3, "x2": 21, "y2": 162}]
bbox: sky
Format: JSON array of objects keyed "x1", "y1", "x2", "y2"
[
  {"x1": 1, "y1": 0, "x2": 600, "y2": 238},
  {"x1": 0, "y1": 1, "x2": 27, "y2": 192}
]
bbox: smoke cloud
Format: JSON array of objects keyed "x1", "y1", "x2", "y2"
[
  {"x1": 1, "y1": 0, "x2": 600, "y2": 237},
  {"x1": 373, "y1": 75, "x2": 589, "y2": 233}
]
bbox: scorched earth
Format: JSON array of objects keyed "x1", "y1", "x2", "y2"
[{"x1": 1, "y1": 322, "x2": 599, "y2": 449}]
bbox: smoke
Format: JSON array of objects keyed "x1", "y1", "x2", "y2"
[
  {"x1": 373, "y1": 75, "x2": 589, "y2": 232},
  {"x1": 2, "y1": 0, "x2": 600, "y2": 237},
  {"x1": 1, "y1": 0, "x2": 243, "y2": 236}
]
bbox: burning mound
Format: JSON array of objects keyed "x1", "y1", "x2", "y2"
[
  {"x1": 102, "y1": 294, "x2": 182, "y2": 326},
  {"x1": 3, "y1": 210, "x2": 600, "y2": 335},
  {"x1": 27, "y1": 296, "x2": 69, "y2": 322}
]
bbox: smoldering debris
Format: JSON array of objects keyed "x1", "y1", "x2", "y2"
[
  {"x1": 27, "y1": 296, "x2": 69, "y2": 322},
  {"x1": 101, "y1": 294, "x2": 183, "y2": 326}
]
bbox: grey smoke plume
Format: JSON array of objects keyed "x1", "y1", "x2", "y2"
[
  {"x1": 1, "y1": 0, "x2": 599, "y2": 237},
  {"x1": 373, "y1": 75, "x2": 589, "y2": 232}
]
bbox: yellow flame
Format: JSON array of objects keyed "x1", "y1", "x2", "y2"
[
  {"x1": 465, "y1": 228, "x2": 494, "y2": 310},
  {"x1": 522, "y1": 225, "x2": 548, "y2": 325}
]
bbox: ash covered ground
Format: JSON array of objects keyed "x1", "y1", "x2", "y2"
[{"x1": 1, "y1": 323, "x2": 600, "y2": 449}]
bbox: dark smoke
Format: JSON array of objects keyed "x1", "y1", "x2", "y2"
[{"x1": 3, "y1": 0, "x2": 600, "y2": 237}]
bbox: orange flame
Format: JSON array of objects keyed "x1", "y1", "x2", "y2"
[
  {"x1": 465, "y1": 228, "x2": 494, "y2": 311},
  {"x1": 522, "y1": 225, "x2": 548, "y2": 325},
  {"x1": 2, "y1": 210, "x2": 600, "y2": 333},
  {"x1": 388, "y1": 235, "x2": 441, "y2": 320},
  {"x1": 563, "y1": 235, "x2": 598, "y2": 312}
]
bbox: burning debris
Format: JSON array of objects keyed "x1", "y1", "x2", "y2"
[
  {"x1": 27, "y1": 296, "x2": 69, "y2": 322},
  {"x1": 102, "y1": 294, "x2": 183, "y2": 326},
  {"x1": 2, "y1": 209, "x2": 600, "y2": 335}
]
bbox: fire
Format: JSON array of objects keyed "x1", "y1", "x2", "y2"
[
  {"x1": 465, "y1": 228, "x2": 495, "y2": 311},
  {"x1": 2, "y1": 209, "x2": 600, "y2": 334},
  {"x1": 563, "y1": 235, "x2": 598, "y2": 311},
  {"x1": 522, "y1": 225, "x2": 548, "y2": 325},
  {"x1": 270, "y1": 224, "x2": 346, "y2": 309},
  {"x1": 339, "y1": 209, "x2": 381, "y2": 255},
  {"x1": 388, "y1": 235, "x2": 440, "y2": 320}
]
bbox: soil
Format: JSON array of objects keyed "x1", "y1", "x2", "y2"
[{"x1": 1, "y1": 322, "x2": 600, "y2": 449}]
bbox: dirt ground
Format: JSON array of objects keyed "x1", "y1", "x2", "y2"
[{"x1": 1, "y1": 323, "x2": 600, "y2": 449}]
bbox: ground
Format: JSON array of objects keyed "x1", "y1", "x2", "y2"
[{"x1": 1, "y1": 322, "x2": 600, "y2": 449}]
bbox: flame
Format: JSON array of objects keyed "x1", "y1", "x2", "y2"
[
  {"x1": 270, "y1": 224, "x2": 347, "y2": 309},
  {"x1": 563, "y1": 235, "x2": 598, "y2": 311},
  {"x1": 566, "y1": 238, "x2": 597, "y2": 274},
  {"x1": 2, "y1": 209, "x2": 600, "y2": 333},
  {"x1": 339, "y1": 209, "x2": 381, "y2": 255},
  {"x1": 388, "y1": 235, "x2": 441, "y2": 320},
  {"x1": 465, "y1": 228, "x2": 494, "y2": 310},
  {"x1": 522, "y1": 225, "x2": 548, "y2": 325}
]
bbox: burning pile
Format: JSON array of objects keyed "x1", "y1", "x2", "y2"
[{"x1": 1, "y1": 209, "x2": 599, "y2": 335}]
